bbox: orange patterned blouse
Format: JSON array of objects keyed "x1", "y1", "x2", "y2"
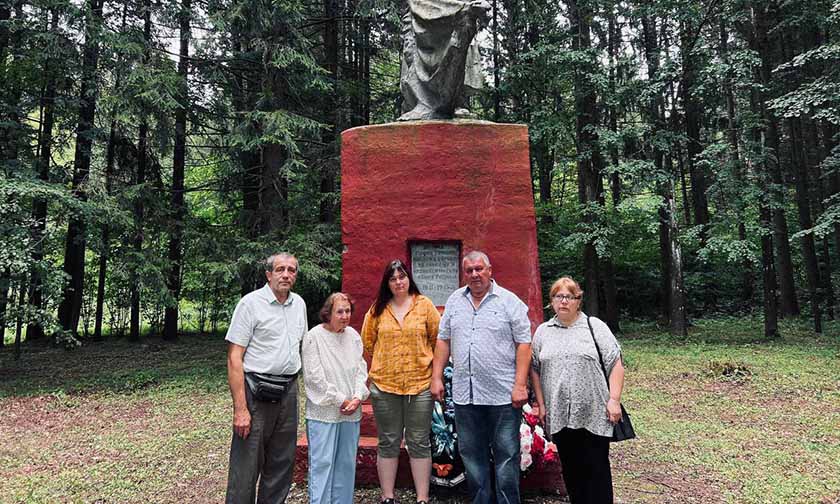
[{"x1": 361, "y1": 294, "x2": 441, "y2": 395}]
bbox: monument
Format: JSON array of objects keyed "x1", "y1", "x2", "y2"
[{"x1": 297, "y1": 0, "x2": 563, "y2": 494}]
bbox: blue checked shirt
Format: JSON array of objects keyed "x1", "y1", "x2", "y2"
[{"x1": 438, "y1": 281, "x2": 532, "y2": 405}]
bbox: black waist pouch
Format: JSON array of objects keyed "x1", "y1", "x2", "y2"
[{"x1": 245, "y1": 372, "x2": 295, "y2": 403}]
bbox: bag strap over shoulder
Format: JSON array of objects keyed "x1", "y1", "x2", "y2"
[{"x1": 586, "y1": 316, "x2": 611, "y2": 390}]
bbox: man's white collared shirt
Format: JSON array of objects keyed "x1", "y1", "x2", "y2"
[{"x1": 225, "y1": 284, "x2": 308, "y2": 375}]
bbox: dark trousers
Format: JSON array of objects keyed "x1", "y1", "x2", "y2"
[
  {"x1": 454, "y1": 403, "x2": 521, "y2": 504},
  {"x1": 226, "y1": 376, "x2": 298, "y2": 504},
  {"x1": 553, "y1": 428, "x2": 613, "y2": 504}
]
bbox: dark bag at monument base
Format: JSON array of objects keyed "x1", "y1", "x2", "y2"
[
  {"x1": 586, "y1": 317, "x2": 637, "y2": 443},
  {"x1": 244, "y1": 372, "x2": 295, "y2": 403}
]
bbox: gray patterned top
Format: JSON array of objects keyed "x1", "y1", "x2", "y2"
[
  {"x1": 439, "y1": 281, "x2": 532, "y2": 406},
  {"x1": 531, "y1": 313, "x2": 621, "y2": 438}
]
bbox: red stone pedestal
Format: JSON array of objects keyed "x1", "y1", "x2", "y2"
[{"x1": 340, "y1": 120, "x2": 544, "y2": 331}]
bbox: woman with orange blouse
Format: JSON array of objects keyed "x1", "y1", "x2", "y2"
[{"x1": 361, "y1": 259, "x2": 441, "y2": 504}]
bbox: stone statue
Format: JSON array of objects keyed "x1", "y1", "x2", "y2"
[{"x1": 398, "y1": 0, "x2": 491, "y2": 121}]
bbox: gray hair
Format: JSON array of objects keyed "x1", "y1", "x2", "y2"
[
  {"x1": 462, "y1": 250, "x2": 491, "y2": 268},
  {"x1": 265, "y1": 252, "x2": 298, "y2": 272}
]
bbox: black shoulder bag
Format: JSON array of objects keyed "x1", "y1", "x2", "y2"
[
  {"x1": 586, "y1": 316, "x2": 636, "y2": 442},
  {"x1": 245, "y1": 372, "x2": 296, "y2": 403}
]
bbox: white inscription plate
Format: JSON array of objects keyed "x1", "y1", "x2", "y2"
[{"x1": 411, "y1": 243, "x2": 460, "y2": 306}]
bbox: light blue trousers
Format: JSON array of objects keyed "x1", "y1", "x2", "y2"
[{"x1": 306, "y1": 419, "x2": 360, "y2": 504}]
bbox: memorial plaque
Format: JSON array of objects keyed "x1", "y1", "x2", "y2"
[{"x1": 410, "y1": 243, "x2": 460, "y2": 306}]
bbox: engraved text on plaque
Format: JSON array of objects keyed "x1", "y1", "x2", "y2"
[{"x1": 410, "y1": 243, "x2": 460, "y2": 306}]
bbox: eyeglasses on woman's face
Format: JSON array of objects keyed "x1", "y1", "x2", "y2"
[{"x1": 552, "y1": 294, "x2": 581, "y2": 303}]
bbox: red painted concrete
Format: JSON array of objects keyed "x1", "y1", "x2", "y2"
[
  {"x1": 359, "y1": 403, "x2": 377, "y2": 437},
  {"x1": 340, "y1": 120, "x2": 544, "y2": 332}
]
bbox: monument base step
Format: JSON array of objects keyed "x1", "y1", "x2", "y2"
[
  {"x1": 293, "y1": 432, "x2": 565, "y2": 492},
  {"x1": 294, "y1": 433, "x2": 414, "y2": 487}
]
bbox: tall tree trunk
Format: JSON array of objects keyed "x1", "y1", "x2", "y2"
[
  {"x1": 720, "y1": 21, "x2": 755, "y2": 306},
  {"x1": 93, "y1": 226, "x2": 109, "y2": 340},
  {"x1": 492, "y1": 0, "x2": 500, "y2": 121},
  {"x1": 1, "y1": 2, "x2": 24, "y2": 348},
  {"x1": 58, "y1": 0, "x2": 104, "y2": 336},
  {"x1": 809, "y1": 123, "x2": 836, "y2": 319},
  {"x1": 746, "y1": 77, "x2": 780, "y2": 336},
  {"x1": 767, "y1": 113, "x2": 799, "y2": 315},
  {"x1": 94, "y1": 5, "x2": 128, "y2": 341},
  {"x1": 0, "y1": 267, "x2": 9, "y2": 347},
  {"x1": 239, "y1": 144, "x2": 262, "y2": 295},
  {"x1": 788, "y1": 117, "x2": 822, "y2": 332},
  {"x1": 819, "y1": 238, "x2": 835, "y2": 319},
  {"x1": 663, "y1": 179, "x2": 687, "y2": 332},
  {"x1": 642, "y1": 12, "x2": 686, "y2": 335},
  {"x1": 14, "y1": 280, "x2": 24, "y2": 359},
  {"x1": 94, "y1": 118, "x2": 117, "y2": 341},
  {"x1": 599, "y1": 255, "x2": 620, "y2": 332},
  {"x1": 163, "y1": 0, "x2": 191, "y2": 341},
  {"x1": 758, "y1": 202, "x2": 779, "y2": 338},
  {"x1": 26, "y1": 7, "x2": 59, "y2": 342},
  {"x1": 535, "y1": 142, "x2": 553, "y2": 203},
  {"x1": 680, "y1": 20, "x2": 710, "y2": 231},
  {"x1": 824, "y1": 122, "x2": 840, "y2": 265},
  {"x1": 745, "y1": 2, "x2": 799, "y2": 316},
  {"x1": 130, "y1": 0, "x2": 152, "y2": 342},
  {"x1": 0, "y1": 1, "x2": 21, "y2": 133},
  {"x1": 319, "y1": 0, "x2": 339, "y2": 224},
  {"x1": 600, "y1": 7, "x2": 621, "y2": 333},
  {"x1": 676, "y1": 149, "x2": 692, "y2": 226},
  {"x1": 569, "y1": 0, "x2": 602, "y2": 317}
]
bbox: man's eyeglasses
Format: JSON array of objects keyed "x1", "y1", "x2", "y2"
[{"x1": 552, "y1": 294, "x2": 581, "y2": 302}]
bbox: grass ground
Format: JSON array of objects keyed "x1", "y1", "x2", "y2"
[{"x1": 1, "y1": 317, "x2": 838, "y2": 503}]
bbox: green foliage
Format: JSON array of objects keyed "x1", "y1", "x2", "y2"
[{"x1": 3, "y1": 0, "x2": 839, "y2": 349}]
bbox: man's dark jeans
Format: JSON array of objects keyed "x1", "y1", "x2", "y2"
[
  {"x1": 226, "y1": 377, "x2": 298, "y2": 503},
  {"x1": 454, "y1": 403, "x2": 521, "y2": 504}
]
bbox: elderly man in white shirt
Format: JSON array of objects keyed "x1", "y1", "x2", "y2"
[{"x1": 224, "y1": 252, "x2": 308, "y2": 504}]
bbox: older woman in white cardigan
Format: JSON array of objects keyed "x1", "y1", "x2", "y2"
[{"x1": 302, "y1": 292, "x2": 369, "y2": 504}]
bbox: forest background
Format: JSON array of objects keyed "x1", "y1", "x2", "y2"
[{"x1": 2, "y1": 0, "x2": 840, "y2": 351}]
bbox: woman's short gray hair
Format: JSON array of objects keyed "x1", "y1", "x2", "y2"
[{"x1": 319, "y1": 292, "x2": 354, "y2": 323}]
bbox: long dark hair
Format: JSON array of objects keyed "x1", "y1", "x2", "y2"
[{"x1": 372, "y1": 259, "x2": 421, "y2": 317}]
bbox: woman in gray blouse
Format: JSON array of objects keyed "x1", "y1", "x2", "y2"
[
  {"x1": 530, "y1": 277, "x2": 626, "y2": 504},
  {"x1": 302, "y1": 293, "x2": 370, "y2": 504}
]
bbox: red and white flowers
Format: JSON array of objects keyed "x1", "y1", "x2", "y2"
[{"x1": 519, "y1": 404, "x2": 559, "y2": 472}]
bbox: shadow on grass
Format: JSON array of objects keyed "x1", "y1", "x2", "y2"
[{"x1": 0, "y1": 332, "x2": 228, "y2": 398}]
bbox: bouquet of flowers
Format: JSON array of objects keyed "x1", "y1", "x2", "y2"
[{"x1": 519, "y1": 404, "x2": 558, "y2": 472}]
